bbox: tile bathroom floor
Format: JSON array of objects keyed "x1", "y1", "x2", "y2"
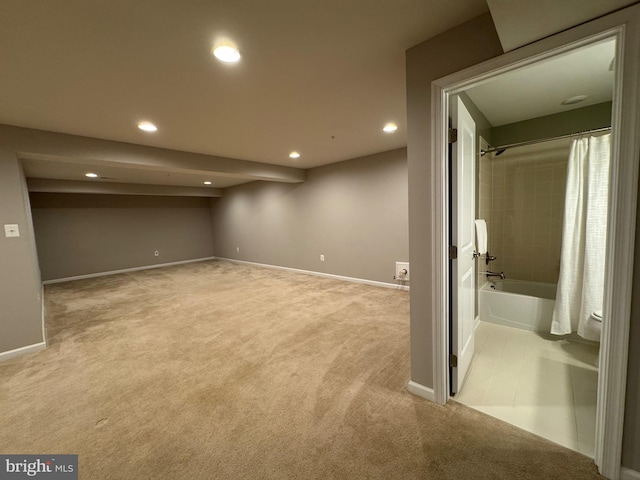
[{"x1": 455, "y1": 321, "x2": 600, "y2": 457}]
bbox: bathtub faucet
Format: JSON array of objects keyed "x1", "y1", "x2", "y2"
[{"x1": 486, "y1": 271, "x2": 505, "y2": 280}]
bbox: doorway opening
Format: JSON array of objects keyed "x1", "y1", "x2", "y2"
[
  {"x1": 458, "y1": 130, "x2": 609, "y2": 456},
  {"x1": 431, "y1": 13, "x2": 640, "y2": 479}
]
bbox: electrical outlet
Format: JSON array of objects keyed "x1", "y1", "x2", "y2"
[
  {"x1": 154, "y1": 250, "x2": 159, "y2": 257},
  {"x1": 236, "y1": 247, "x2": 240, "y2": 253},
  {"x1": 320, "y1": 254, "x2": 325, "y2": 262},
  {"x1": 395, "y1": 262, "x2": 410, "y2": 281}
]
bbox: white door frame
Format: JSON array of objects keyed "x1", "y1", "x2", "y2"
[{"x1": 430, "y1": 6, "x2": 640, "y2": 480}]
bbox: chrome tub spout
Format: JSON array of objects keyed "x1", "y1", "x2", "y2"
[{"x1": 486, "y1": 271, "x2": 505, "y2": 280}]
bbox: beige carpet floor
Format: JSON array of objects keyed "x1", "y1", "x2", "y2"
[{"x1": 0, "y1": 260, "x2": 603, "y2": 479}]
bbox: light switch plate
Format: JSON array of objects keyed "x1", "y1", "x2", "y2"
[{"x1": 4, "y1": 224, "x2": 20, "y2": 237}]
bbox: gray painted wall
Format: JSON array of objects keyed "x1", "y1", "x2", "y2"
[
  {"x1": 30, "y1": 194, "x2": 214, "y2": 281},
  {"x1": 491, "y1": 102, "x2": 612, "y2": 146},
  {"x1": 0, "y1": 153, "x2": 44, "y2": 353},
  {"x1": 459, "y1": 92, "x2": 494, "y2": 145},
  {"x1": 211, "y1": 149, "x2": 408, "y2": 284},
  {"x1": 623, "y1": 191, "x2": 640, "y2": 470},
  {"x1": 406, "y1": 13, "x2": 504, "y2": 389}
]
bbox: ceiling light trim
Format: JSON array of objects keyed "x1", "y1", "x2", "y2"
[
  {"x1": 213, "y1": 45, "x2": 241, "y2": 63},
  {"x1": 561, "y1": 95, "x2": 588, "y2": 105},
  {"x1": 137, "y1": 121, "x2": 158, "y2": 132}
]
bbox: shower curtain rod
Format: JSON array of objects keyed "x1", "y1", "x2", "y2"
[{"x1": 479, "y1": 126, "x2": 611, "y2": 156}]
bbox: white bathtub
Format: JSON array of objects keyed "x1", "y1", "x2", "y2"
[{"x1": 479, "y1": 279, "x2": 556, "y2": 332}]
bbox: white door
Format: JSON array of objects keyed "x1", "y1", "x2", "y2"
[{"x1": 450, "y1": 95, "x2": 476, "y2": 395}]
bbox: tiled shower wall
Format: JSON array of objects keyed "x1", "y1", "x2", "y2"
[
  {"x1": 478, "y1": 138, "x2": 571, "y2": 284},
  {"x1": 477, "y1": 149, "x2": 493, "y2": 285}
]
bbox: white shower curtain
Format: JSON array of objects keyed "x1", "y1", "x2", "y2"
[{"x1": 551, "y1": 133, "x2": 611, "y2": 341}]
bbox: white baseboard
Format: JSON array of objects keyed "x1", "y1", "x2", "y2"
[
  {"x1": 42, "y1": 257, "x2": 217, "y2": 285},
  {"x1": 217, "y1": 257, "x2": 410, "y2": 291},
  {"x1": 41, "y1": 283, "x2": 47, "y2": 347},
  {"x1": 0, "y1": 342, "x2": 46, "y2": 363},
  {"x1": 407, "y1": 381, "x2": 435, "y2": 402},
  {"x1": 621, "y1": 467, "x2": 640, "y2": 480}
]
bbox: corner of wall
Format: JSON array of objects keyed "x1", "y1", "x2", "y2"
[
  {"x1": 0, "y1": 153, "x2": 45, "y2": 354},
  {"x1": 405, "y1": 13, "x2": 503, "y2": 390}
]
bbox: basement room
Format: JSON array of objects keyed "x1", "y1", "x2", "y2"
[{"x1": 1, "y1": 1, "x2": 640, "y2": 479}]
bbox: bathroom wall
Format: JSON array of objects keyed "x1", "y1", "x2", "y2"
[
  {"x1": 477, "y1": 139, "x2": 493, "y2": 286},
  {"x1": 490, "y1": 102, "x2": 612, "y2": 147},
  {"x1": 482, "y1": 137, "x2": 571, "y2": 284}
]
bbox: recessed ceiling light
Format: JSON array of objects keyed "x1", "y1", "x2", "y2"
[
  {"x1": 204, "y1": 181, "x2": 212, "y2": 185},
  {"x1": 213, "y1": 45, "x2": 241, "y2": 63},
  {"x1": 85, "y1": 173, "x2": 98, "y2": 178},
  {"x1": 137, "y1": 121, "x2": 158, "y2": 132},
  {"x1": 383, "y1": 123, "x2": 398, "y2": 133},
  {"x1": 561, "y1": 95, "x2": 588, "y2": 106},
  {"x1": 289, "y1": 151, "x2": 301, "y2": 159}
]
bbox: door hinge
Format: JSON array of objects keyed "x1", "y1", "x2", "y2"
[
  {"x1": 448, "y1": 128, "x2": 458, "y2": 143},
  {"x1": 450, "y1": 354, "x2": 458, "y2": 368},
  {"x1": 449, "y1": 245, "x2": 458, "y2": 259}
]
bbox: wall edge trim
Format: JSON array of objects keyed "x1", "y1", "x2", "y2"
[
  {"x1": 42, "y1": 257, "x2": 217, "y2": 284},
  {"x1": 621, "y1": 467, "x2": 640, "y2": 480},
  {"x1": 41, "y1": 283, "x2": 47, "y2": 347},
  {"x1": 216, "y1": 257, "x2": 409, "y2": 291},
  {"x1": 0, "y1": 342, "x2": 46, "y2": 363},
  {"x1": 407, "y1": 381, "x2": 435, "y2": 402}
]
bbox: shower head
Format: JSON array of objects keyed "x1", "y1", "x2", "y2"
[
  {"x1": 480, "y1": 147, "x2": 507, "y2": 157},
  {"x1": 494, "y1": 148, "x2": 507, "y2": 157}
]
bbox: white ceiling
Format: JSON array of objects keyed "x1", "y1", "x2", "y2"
[
  {"x1": 465, "y1": 38, "x2": 616, "y2": 127},
  {"x1": 0, "y1": 0, "x2": 488, "y2": 175},
  {"x1": 1, "y1": 1, "x2": 630, "y2": 192},
  {"x1": 486, "y1": 0, "x2": 637, "y2": 52}
]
